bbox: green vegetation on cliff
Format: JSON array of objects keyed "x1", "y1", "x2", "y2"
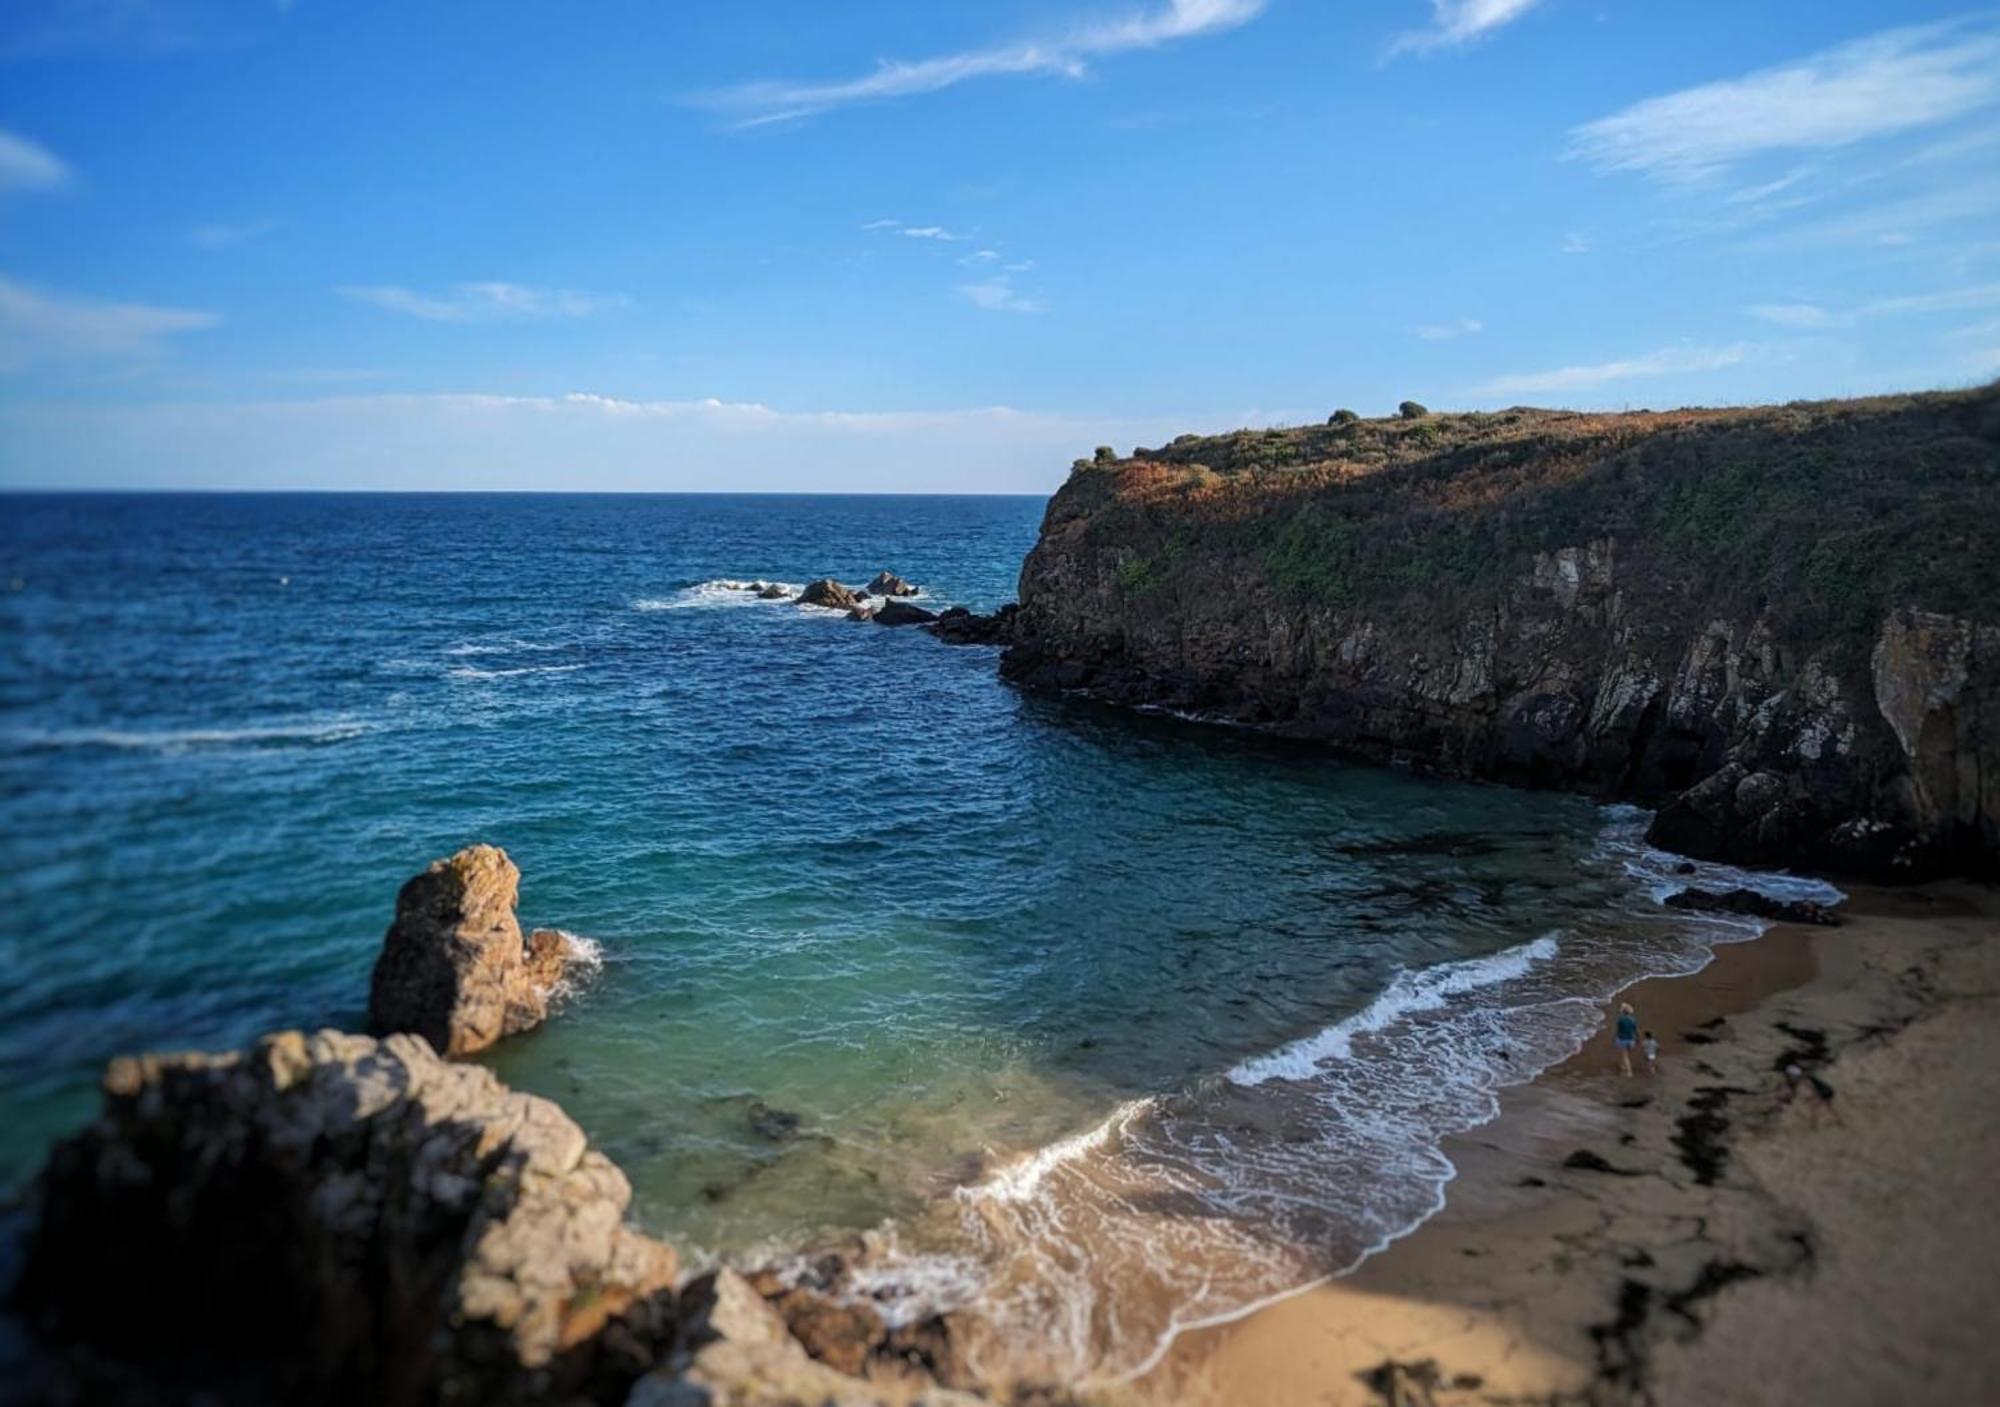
[{"x1": 1083, "y1": 385, "x2": 2000, "y2": 648}]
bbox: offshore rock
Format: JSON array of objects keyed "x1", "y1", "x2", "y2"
[
  {"x1": 756, "y1": 584, "x2": 791, "y2": 600},
  {"x1": 798, "y1": 580, "x2": 861, "y2": 611},
  {"x1": 929, "y1": 604, "x2": 1020, "y2": 647},
  {"x1": 13, "y1": 1029, "x2": 680, "y2": 1407},
  {"x1": 866, "y1": 572, "x2": 919, "y2": 598},
  {"x1": 873, "y1": 600, "x2": 939, "y2": 627},
  {"x1": 1000, "y1": 390, "x2": 2000, "y2": 877},
  {"x1": 368, "y1": 844, "x2": 569, "y2": 1057}
]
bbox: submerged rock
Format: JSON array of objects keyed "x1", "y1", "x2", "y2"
[
  {"x1": 865, "y1": 572, "x2": 919, "y2": 598},
  {"x1": 367, "y1": 844, "x2": 569, "y2": 1057},
  {"x1": 873, "y1": 600, "x2": 939, "y2": 627},
  {"x1": 13, "y1": 1029, "x2": 680, "y2": 1407},
  {"x1": 797, "y1": 579, "x2": 860, "y2": 611},
  {"x1": 1663, "y1": 886, "x2": 1842, "y2": 927},
  {"x1": 756, "y1": 584, "x2": 792, "y2": 600}
]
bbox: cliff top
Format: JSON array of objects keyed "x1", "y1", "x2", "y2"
[{"x1": 1054, "y1": 383, "x2": 2000, "y2": 643}]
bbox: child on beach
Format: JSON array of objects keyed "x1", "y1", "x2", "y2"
[
  {"x1": 1642, "y1": 1031, "x2": 1660, "y2": 1076},
  {"x1": 1612, "y1": 1002, "x2": 1639, "y2": 1077}
]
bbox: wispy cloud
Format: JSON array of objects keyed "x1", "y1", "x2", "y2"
[
  {"x1": 191, "y1": 218, "x2": 281, "y2": 249},
  {"x1": 1560, "y1": 230, "x2": 1592, "y2": 255},
  {"x1": 0, "y1": 275, "x2": 216, "y2": 370},
  {"x1": 899, "y1": 225, "x2": 964, "y2": 241},
  {"x1": 1388, "y1": 0, "x2": 1543, "y2": 59},
  {"x1": 1748, "y1": 302, "x2": 1834, "y2": 329},
  {"x1": 1414, "y1": 316, "x2": 1483, "y2": 341},
  {"x1": 1470, "y1": 343, "x2": 1752, "y2": 397},
  {"x1": 959, "y1": 276, "x2": 1046, "y2": 314},
  {"x1": 0, "y1": 129, "x2": 69, "y2": 194},
  {"x1": 1746, "y1": 282, "x2": 2000, "y2": 329},
  {"x1": 337, "y1": 282, "x2": 629, "y2": 322},
  {"x1": 1569, "y1": 18, "x2": 2000, "y2": 182},
  {"x1": 697, "y1": 0, "x2": 1267, "y2": 126}
]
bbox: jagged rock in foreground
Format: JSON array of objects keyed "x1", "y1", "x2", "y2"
[
  {"x1": 630, "y1": 1269, "x2": 989, "y2": 1407},
  {"x1": 1001, "y1": 387, "x2": 2000, "y2": 878},
  {"x1": 13, "y1": 1030, "x2": 681, "y2": 1407},
  {"x1": 368, "y1": 844, "x2": 570, "y2": 1057}
]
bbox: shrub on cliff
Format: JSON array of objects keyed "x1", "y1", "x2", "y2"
[
  {"x1": 1329, "y1": 409, "x2": 1360, "y2": 426},
  {"x1": 1095, "y1": 445, "x2": 1119, "y2": 463},
  {"x1": 1399, "y1": 400, "x2": 1429, "y2": 420}
]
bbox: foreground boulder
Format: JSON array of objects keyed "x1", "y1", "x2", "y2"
[
  {"x1": 866, "y1": 572, "x2": 919, "y2": 598},
  {"x1": 1664, "y1": 886, "x2": 1842, "y2": 927},
  {"x1": 13, "y1": 1030, "x2": 680, "y2": 1407},
  {"x1": 873, "y1": 601, "x2": 939, "y2": 627},
  {"x1": 797, "y1": 579, "x2": 860, "y2": 611},
  {"x1": 368, "y1": 845, "x2": 569, "y2": 1057}
]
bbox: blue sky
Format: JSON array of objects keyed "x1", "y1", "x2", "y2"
[{"x1": 2, "y1": 0, "x2": 1998, "y2": 490}]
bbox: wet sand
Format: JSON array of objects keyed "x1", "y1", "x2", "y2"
[{"x1": 1122, "y1": 882, "x2": 2000, "y2": 1407}]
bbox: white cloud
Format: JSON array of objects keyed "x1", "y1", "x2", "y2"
[
  {"x1": 0, "y1": 129, "x2": 69, "y2": 193},
  {"x1": 1744, "y1": 282, "x2": 2000, "y2": 329},
  {"x1": 1388, "y1": 0, "x2": 1543, "y2": 58},
  {"x1": 1414, "y1": 316, "x2": 1483, "y2": 341},
  {"x1": 1560, "y1": 231, "x2": 1592, "y2": 255},
  {"x1": 338, "y1": 282, "x2": 628, "y2": 322},
  {"x1": 191, "y1": 218, "x2": 280, "y2": 248},
  {"x1": 0, "y1": 275, "x2": 216, "y2": 370},
  {"x1": 1748, "y1": 302, "x2": 1834, "y2": 328},
  {"x1": 1470, "y1": 343, "x2": 1752, "y2": 397},
  {"x1": 1569, "y1": 18, "x2": 2000, "y2": 182},
  {"x1": 0, "y1": 392, "x2": 1202, "y2": 492},
  {"x1": 698, "y1": 0, "x2": 1266, "y2": 125},
  {"x1": 959, "y1": 276, "x2": 1046, "y2": 314},
  {"x1": 899, "y1": 225, "x2": 964, "y2": 241}
]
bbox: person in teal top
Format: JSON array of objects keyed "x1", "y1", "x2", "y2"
[{"x1": 1612, "y1": 1002, "x2": 1640, "y2": 1078}]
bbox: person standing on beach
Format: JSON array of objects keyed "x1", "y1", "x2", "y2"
[
  {"x1": 1642, "y1": 1030, "x2": 1660, "y2": 1077},
  {"x1": 1612, "y1": 1002, "x2": 1639, "y2": 1077}
]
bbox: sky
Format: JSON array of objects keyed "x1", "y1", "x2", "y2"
[{"x1": 1, "y1": 0, "x2": 1998, "y2": 491}]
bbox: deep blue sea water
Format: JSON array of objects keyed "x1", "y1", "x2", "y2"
[{"x1": 0, "y1": 492, "x2": 1836, "y2": 1382}]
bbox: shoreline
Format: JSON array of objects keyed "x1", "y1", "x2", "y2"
[{"x1": 1120, "y1": 881, "x2": 2000, "y2": 1406}]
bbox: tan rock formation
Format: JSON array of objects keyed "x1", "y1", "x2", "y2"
[{"x1": 368, "y1": 844, "x2": 569, "y2": 1056}]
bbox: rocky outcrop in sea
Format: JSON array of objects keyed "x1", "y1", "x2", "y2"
[{"x1": 368, "y1": 844, "x2": 571, "y2": 1056}]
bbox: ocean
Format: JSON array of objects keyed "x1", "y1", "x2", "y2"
[{"x1": 0, "y1": 491, "x2": 1837, "y2": 1384}]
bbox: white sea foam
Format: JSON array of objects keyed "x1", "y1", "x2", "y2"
[
  {"x1": 964, "y1": 1098, "x2": 1154, "y2": 1205},
  {"x1": 545, "y1": 929, "x2": 605, "y2": 1004},
  {"x1": 445, "y1": 663, "x2": 586, "y2": 681},
  {"x1": 3, "y1": 720, "x2": 371, "y2": 752},
  {"x1": 1228, "y1": 931, "x2": 1562, "y2": 1087},
  {"x1": 442, "y1": 637, "x2": 569, "y2": 657},
  {"x1": 634, "y1": 579, "x2": 802, "y2": 612}
]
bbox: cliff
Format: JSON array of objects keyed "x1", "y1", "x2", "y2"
[{"x1": 1001, "y1": 386, "x2": 2000, "y2": 877}]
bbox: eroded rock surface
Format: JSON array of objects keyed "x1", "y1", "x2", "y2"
[
  {"x1": 368, "y1": 844, "x2": 569, "y2": 1056},
  {"x1": 14, "y1": 1030, "x2": 680, "y2": 1407},
  {"x1": 867, "y1": 573, "x2": 919, "y2": 598}
]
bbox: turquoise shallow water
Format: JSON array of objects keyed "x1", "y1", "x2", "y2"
[{"x1": 0, "y1": 492, "x2": 1835, "y2": 1380}]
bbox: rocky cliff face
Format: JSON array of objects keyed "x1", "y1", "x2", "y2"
[{"x1": 1002, "y1": 387, "x2": 2000, "y2": 877}]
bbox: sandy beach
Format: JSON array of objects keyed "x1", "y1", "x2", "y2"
[{"x1": 1124, "y1": 882, "x2": 2000, "y2": 1407}]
